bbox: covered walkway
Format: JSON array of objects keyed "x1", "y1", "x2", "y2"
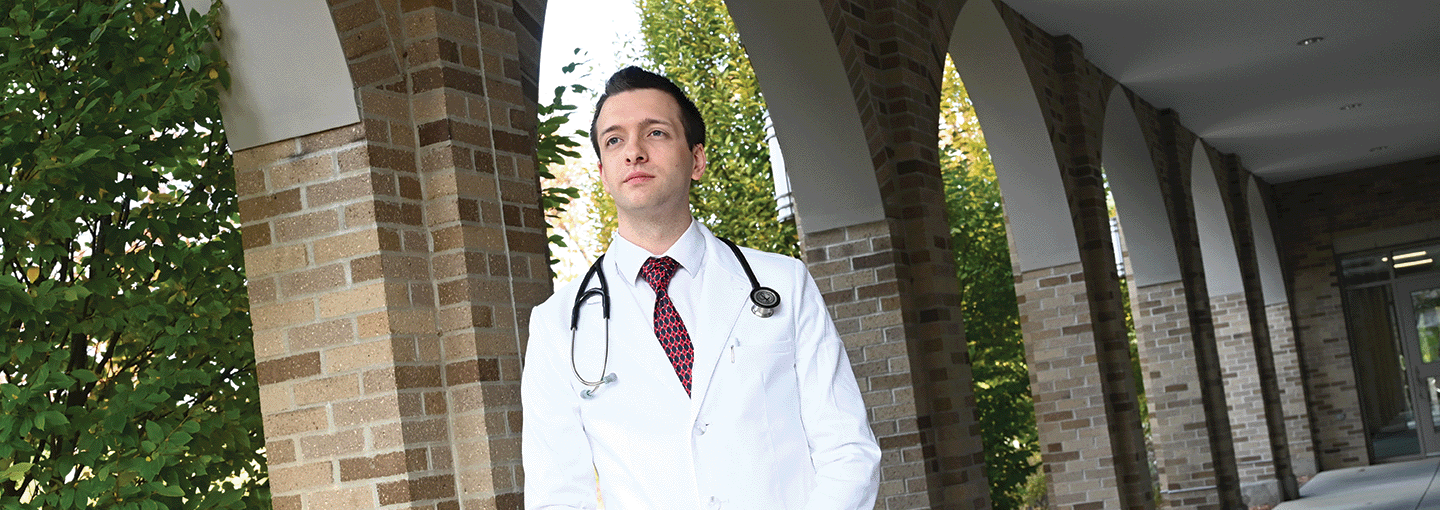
[{"x1": 1277, "y1": 458, "x2": 1440, "y2": 510}]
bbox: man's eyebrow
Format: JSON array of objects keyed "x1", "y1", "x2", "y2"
[{"x1": 598, "y1": 118, "x2": 675, "y2": 136}]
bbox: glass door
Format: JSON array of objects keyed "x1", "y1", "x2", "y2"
[{"x1": 1393, "y1": 274, "x2": 1440, "y2": 456}]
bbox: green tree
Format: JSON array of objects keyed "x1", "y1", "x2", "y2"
[
  {"x1": 635, "y1": 0, "x2": 798, "y2": 257},
  {"x1": 536, "y1": 55, "x2": 586, "y2": 270},
  {"x1": 939, "y1": 58, "x2": 1040, "y2": 509},
  {"x1": 0, "y1": 1, "x2": 268, "y2": 507}
]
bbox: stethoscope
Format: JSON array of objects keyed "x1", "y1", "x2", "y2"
[{"x1": 570, "y1": 237, "x2": 779, "y2": 399}]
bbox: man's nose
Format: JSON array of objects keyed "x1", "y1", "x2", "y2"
[{"x1": 625, "y1": 143, "x2": 647, "y2": 163}]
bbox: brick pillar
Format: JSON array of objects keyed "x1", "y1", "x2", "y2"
[
  {"x1": 991, "y1": 10, "x2": 1153, "y2": 504},
  {"x1": 1211, "y1": 293, "x2": 1279, "y2": 505},
  {"x1": 1213, "y1": 155, "x2": 1301, "y2": 502},
  {"x1": 1016, "y1": 262, "x2": 1151, "y2": 510},
  {"x1": 801, "y1": 220, "x2": 932, "y2": 509},
  {"x1": 1131, "y1": 281, "x2": 1222, "y2": 509},
  {"x1": 1265, "y1": 303, "x2": 1316, "y2": 478},
  {"x1": 812, "y1": 0, "x2": 990, "y2": 507},
  {"x1": 240, "y1": 1, "x2": 547, "y2": 509},
  {"x1": 1132, "y1": 103, "x2": 1245, "y2": 507}
]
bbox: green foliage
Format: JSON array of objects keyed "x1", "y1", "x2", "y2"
[
  {"x1": 0, "y1": 1, "x2": 268, "y2": 507},
  {"x1": 939, "y1": 58, "x2": 1039, "y2": 510},
  {"x1": 635, "y1": 0, "x2": 798, "y2": 257},
  {"x1": 537, "y1": 55, "x2": 586, "y2": 268}
]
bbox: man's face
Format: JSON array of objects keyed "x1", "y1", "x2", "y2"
[{"x1": 595, "y1": 88, "x2": 705, "y2": 221}]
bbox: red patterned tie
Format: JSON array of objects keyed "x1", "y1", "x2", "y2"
[{"x1": 641, "y1": 256, "x2": 695, "y2": 396}]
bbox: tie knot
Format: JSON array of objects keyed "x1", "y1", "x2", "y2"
[{"x1": 641, "y1": 256, "x2": 681, "y2": 292}]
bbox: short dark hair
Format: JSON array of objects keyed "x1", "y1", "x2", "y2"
[{"x1": 589, "y1": 66, "x2": 705, "y2": 157}]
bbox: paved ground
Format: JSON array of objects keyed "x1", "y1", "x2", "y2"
[{"x1": 1275, "y1": 457, "x2": 1440, "y2": 510}]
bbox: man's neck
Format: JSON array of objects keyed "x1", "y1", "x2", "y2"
[{"x1": 616, "y1": 212, "x2": 693, "y2": 256}]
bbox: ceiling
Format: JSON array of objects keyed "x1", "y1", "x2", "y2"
[{"x1": 1000, "y1": 0, "x2": 1440, "y2": 183}]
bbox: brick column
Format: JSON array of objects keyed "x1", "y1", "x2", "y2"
[
  {"x1": 1017, "y1": 262, "x2": 1147, "y2": 509},
  {"x1": 1132, "y1": 103, "x2": 1245, "y2": 507},
  {"x1": 1211, "y1": 293, "x2": 1279, "y2": 505},
  {"x1": 1132, "y1": 281, "x2": 1221, "y2": 509},
  {"x1": 991, "y1": 8, "x2": 1153, "y2": 504},
  {"x1": 812, "y1": 0, "x2": 991, "y2": 507},
  {"x1": 1267, "y1": 302, "x2": 1316, "y2": 478},
  {"x1": 240, "y1": 1, "x2": 546, "y2": 509},
  {"x1": 802, "y1": 220, "x2": 933, "y2": 510}
]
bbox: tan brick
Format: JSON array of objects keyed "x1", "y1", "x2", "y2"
[
  {"x1": 244, "y1": 244, "x2": 310, "y2": 278},
  {"x1": 294, "y1": 373, "x2": 362, "y2": 407},
  {"x1": 280, "y1": 263, "x2": 348, "y2": 299},
  {"x1": 251, "y1": 299, "x2": 318, "y2": 331},
  {"x1": 288, "y1": 319, "x2": 357, "y2": 352},
  {"x1": 315, "y1": 229, "x2": 382, "y2": 264},
  {"x1": 299, "y1": 428, "x2": 367, "y2": 460},
  {"x1": 334, "y1": 394, "x2": 403, "y2": 428},
  {"x1": 270, "y1": 460, "x2": 335, "y2": 495},
  {"x1": 275, "y1": 210, "x2": 342, "y2": 244},
  {"x1": 326, "y1": 339, "x2": 395, "y2": 373},
  {"x1": 318, "y1": 283, "x2": 390, "y2": 319},
  {"x1": 271, "y1": 153, "x2": 336, "y2": 191},
  {"x1": 263, "y1": 406, "x2": 329, "y2": 438},
  {"x1": 304, "y1": 487, "x2": 376, "y2": 510}
]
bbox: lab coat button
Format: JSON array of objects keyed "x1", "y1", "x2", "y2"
[
  {"x1": 695, "y1": 423, "x2": 708, "y2": 435},
  {"x1": 707, "y1": 496, "x2": 721, "y2": 509}
]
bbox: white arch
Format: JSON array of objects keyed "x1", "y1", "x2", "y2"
[
  {"x1": 950, "y1": 0, "x2": 1078, "y2": 271},
  {"x1": 1103, "y1": 88, "x2": 1182, "y2": 286},
  {"x1": 727, "y1": 0, "x2": 885, "y2": 234},
  {"x1": 1248, "y1": 179, "x2": 1287, "y2": 305},
  {"x1": 194, "y1": 0, "x2": 359, "y2": 150},
  {"x1": 1191, "y1": 142, "x2": 1244, "y2": 296}
]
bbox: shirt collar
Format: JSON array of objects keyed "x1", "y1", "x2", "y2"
[{"x1": 607, "y1": 218, "x2": 707, "y2": 287}]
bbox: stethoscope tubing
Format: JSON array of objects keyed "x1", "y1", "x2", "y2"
[{"x1": 569, "y1": 237, "x2": 779, "y2": 399}]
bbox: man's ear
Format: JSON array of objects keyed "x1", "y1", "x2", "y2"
[
  {"x1": 597, "y1": 161, "x2": 612, "y2": 194},
  {"x1": 690, "y1": 144, "x2": 707, "y2": 181}
]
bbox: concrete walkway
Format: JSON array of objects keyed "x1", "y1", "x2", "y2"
[{"x1": 1276, "y1": 457, "x2": 1440, "y2": 510}]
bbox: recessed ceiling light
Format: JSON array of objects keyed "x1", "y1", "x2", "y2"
[
  {"x1": 1297, "y1": 36, "x2": 1325, "y2": 46},
  {"x1": 1339, "y1": 103, "x2": 1362, "y2": 110},
  {"x1": 1369, "y1": 146, "x2": 1388, "y2": 152}
]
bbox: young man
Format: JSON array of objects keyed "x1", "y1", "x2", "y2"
[{"x1": 521, "y1": 66, "x2": 879, "y2": 510}]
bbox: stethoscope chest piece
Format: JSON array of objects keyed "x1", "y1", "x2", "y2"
[{"x1": 750, "y1": 287, "x2": 779, "y2": 318}]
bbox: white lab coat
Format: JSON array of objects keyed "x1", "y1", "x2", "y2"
[{"x1": 521, "y1": 223, "x2": 880, "y2": 510}]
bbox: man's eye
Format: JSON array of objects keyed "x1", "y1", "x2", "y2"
[
  {"x1": 649, "y1": 129, "x2": 665, "y2": 137},
  {"x1": 605, "y1": 136, "x2": 621, "y2": 146}
]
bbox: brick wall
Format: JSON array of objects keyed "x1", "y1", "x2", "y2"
[
  {"x1": 1274, "y1": 155, "x2": 1440, "y2": 469},
  {"x1": 1132, "y1": 281, "x2": 1221, "y2": 509}
]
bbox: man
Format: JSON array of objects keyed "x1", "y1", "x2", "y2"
[{"x1": 521, "y1": 66, "x2": 880, "y2": 510}]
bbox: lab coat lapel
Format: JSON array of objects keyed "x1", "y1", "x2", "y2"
[{"x1": 687, "y1": 237, "x2": 749, "y2": 423}]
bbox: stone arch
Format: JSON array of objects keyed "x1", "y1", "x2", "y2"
[
  {"x1": 1102, "y1": 87, "x2": 1180, "y2": 286},
  {"x1": 1192, "y1": 144, "x2": 1244, "y2": 296},
  {"x1": 1249, "y1": 179, "x2": 1286, "y2": 306},
  {"x1": 725, "y1": 1, "x2": 884, "y2": 234},
  {"x1": 949, "y1": 0, "x2": 1077, "y2": 273}
]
